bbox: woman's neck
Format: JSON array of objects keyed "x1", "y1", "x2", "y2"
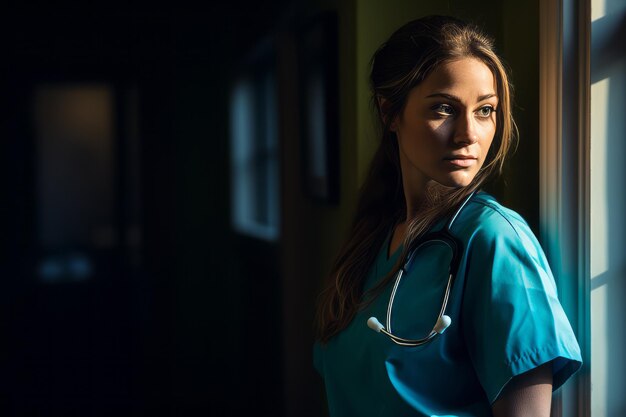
[
  {"x1": 402, "y1": 181, "x2": 430, "y2": 222},
  {"x1": 398, "y1": 149, "x2": 429, "y2": 221}
]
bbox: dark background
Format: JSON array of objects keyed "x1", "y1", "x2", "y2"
[{"x1": 1, "y1": 2, "x2": 292, "y2": 416}]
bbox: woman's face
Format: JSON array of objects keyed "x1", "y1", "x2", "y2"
[{"x1": 392, "y1": 57, "x2": 498, "y2": 192}]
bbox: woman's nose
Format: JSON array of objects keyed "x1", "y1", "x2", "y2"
[{"x1": 452, "y1": 113, "x2": 479, "y2": 145}]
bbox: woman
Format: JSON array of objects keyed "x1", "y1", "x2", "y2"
[{"x1": 314, "y1": 15, "x2": 581, "y2": 416}]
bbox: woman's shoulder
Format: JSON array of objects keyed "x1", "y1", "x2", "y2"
[
  {"x1": 455, "y1": 192, "x2": 555, "y2": 290},
  {"x1": 453, "y1": 191, "x2": 541, "y2": 252}
]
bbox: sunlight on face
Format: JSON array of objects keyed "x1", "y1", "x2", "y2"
[{"x1": 392, "y1": 57, "x2": 498, "y2": 194}]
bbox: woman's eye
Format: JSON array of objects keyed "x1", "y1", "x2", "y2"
[
  {"x1": 476, "y1": 106, "x2": 495, "y2": 118},
  {"x1": 433, "y1": 104, "x2": 455, "y2": 116}
]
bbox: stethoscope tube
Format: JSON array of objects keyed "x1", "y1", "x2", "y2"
[{"x1": 366, "y1": 191, "x2": 475, "y2": 347}]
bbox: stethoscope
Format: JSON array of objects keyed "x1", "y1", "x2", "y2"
[{"x1": 366, "y1": 191, "x2": 475, "y2": 347}]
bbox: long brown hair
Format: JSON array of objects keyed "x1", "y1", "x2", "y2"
[{"x1": 316, "y1": 15, "x2": 517, "y2": 343}]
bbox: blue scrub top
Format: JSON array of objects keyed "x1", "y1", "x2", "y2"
[{"x1": 314, "y1": 192, "x2": 582, "y2": 417}]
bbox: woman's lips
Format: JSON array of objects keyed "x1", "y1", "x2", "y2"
[{"x1": 444, "y1": 157, "x2": 477, "y2": 168}]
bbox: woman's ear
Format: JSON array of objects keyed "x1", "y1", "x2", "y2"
[{"x1": 377, "y1": 96, "x2": 397, "y2": 132}]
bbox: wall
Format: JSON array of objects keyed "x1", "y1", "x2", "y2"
[{"x1": 278, "y1": 1, "x2": 359, "y2": 416}]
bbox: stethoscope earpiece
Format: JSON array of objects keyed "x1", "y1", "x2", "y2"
[
  {"x1": 367, "y1": 317, "x2": 385, "y2": 333},
  {"x1": 434, "y1": 315, "x2": 452, "y2": 334}
]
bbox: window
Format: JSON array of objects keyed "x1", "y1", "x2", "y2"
[
  {"x1": 589, "y1": 0, "x2": 626, "y2": 415},
  {"x1": 229, "y1": 40, "x2": 280, "y2": 241},
  {"x1": 540, "y1": 0, "x2": 626, "y2": 415}
]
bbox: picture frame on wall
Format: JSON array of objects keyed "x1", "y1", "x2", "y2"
[{"x1": 297, "y1": 11, "x2": 340, "y2": 204}]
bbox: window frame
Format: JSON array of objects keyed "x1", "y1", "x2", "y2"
[{"x1": 539, "y1": 0, "x2": 591, "y2": 415}]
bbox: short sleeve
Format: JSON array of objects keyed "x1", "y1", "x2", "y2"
[{"x1": 461, "y1": 208, "x2": 582, "y2": 404}]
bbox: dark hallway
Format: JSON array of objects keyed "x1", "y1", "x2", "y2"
[{"x1": 1, "y1": 3, "x2": 291, "y2": 416}]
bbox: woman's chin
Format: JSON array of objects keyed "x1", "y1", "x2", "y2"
[{"x1": 434, "y1": 172, "x2": 476, "y2": 189}]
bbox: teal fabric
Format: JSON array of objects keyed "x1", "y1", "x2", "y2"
[{"x1": 314, "y1": 192, "x2": 582, "y2": 417}]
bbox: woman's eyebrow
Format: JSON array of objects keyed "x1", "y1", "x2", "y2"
[
  {"x1": 425, "y1": 93, "x2": 462, "y2": 102},
  {"x1": 425, "y1": 93, "x2": 498, "y2": 101},
  {"x1": 478, "y1": 93, "x2": 497, "y2": 101}
]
